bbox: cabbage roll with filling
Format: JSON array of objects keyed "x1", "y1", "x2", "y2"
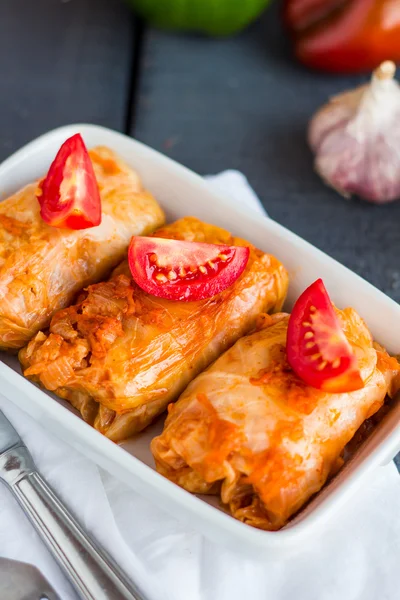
[
  {"x1": 0, "y1": 146, "x2": 164, "y2": 349},
  {"x1": 151, "y1": 310, "x2": 400, "y2": 530},
  {"x1": 20, "y1": 217, "x2": 289, "y2": 442}
]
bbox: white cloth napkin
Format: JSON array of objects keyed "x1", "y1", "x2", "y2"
[{"x1": 1, "y1": 170, "x2": 400, "y2": 600}]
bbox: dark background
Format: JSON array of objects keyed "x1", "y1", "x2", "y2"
[{"x1": 1, "y1": 0, "x2": 400, "y2": 463}]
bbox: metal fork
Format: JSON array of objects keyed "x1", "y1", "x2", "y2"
[{"x1": 0, "y1": 409, "x2": 147, "y2": 600}]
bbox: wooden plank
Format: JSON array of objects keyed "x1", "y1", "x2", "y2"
[
  {"x1": 132, "y1": 4, "x2": 400, "y2": 309},
  {"x1": 0, "y1": 0, "x2": 135, "y2": 161}
]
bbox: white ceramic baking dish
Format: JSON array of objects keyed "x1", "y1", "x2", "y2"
[{"x1": 0, "y1": 123, "x2": 399, "y2": 558}]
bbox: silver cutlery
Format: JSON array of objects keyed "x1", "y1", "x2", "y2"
[
  {"x1": 0, "y1": 557, "x2": 60, "y2": 600},
  {"x1": 0, "y1": 409, "x2": 147, "y2": 600}
]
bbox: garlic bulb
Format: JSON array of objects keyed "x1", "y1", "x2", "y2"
[{"x1": 309, "y1": 61, "x2": 400, "y2": 204}]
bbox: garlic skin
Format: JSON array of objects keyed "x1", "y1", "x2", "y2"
[{"x1": 309, "y1": 61, "x2": 400, "y2": 204}]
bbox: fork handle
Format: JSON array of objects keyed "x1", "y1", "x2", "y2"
[{"x1": 1, "y1": 445, "x2": 146, "y2": 600}]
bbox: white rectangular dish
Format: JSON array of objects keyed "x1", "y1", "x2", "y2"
[{"x1": 0, "y1": 123, "x2": 400, "y2": 557}]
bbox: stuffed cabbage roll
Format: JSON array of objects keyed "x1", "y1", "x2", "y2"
[
  {"x1": 151, "y1": 310, "x2": 400, "y2": 530},
  {"x1": 20, "y1": 217, "x2": 288, "y2": 442},
  {"x1": 0, "y1": 146, "x2": 164, "y2": 349}
]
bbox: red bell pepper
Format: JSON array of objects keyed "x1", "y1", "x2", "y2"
[{"x1": 283, "y1": 0, "x2": 400, "y2": 74}]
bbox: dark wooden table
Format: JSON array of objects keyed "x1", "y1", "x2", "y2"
[{"x1": 1, "y1": 0, "x2": 400, "y2": 465}]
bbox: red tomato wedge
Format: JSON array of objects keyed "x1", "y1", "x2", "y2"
[
  {"x1": 128, "y1": 236, "x2": 250, "y2": 301},
  {"x1": 286, "y1": 279, "x2": 364, "y2": 393},
  {"x1": 36, "y1": 133, "x2": 101, "y2": 229}
]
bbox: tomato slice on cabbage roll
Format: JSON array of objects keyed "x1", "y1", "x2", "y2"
[
  {"x1": 0, "y1": 146, "x2": 164, "y2": 349},
  {"x1": 151, "y1": 310, "x2": 400, "y2": 530},
  {"x1": 19, "y1": 217, "x2": 289, "y2": 442}
]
